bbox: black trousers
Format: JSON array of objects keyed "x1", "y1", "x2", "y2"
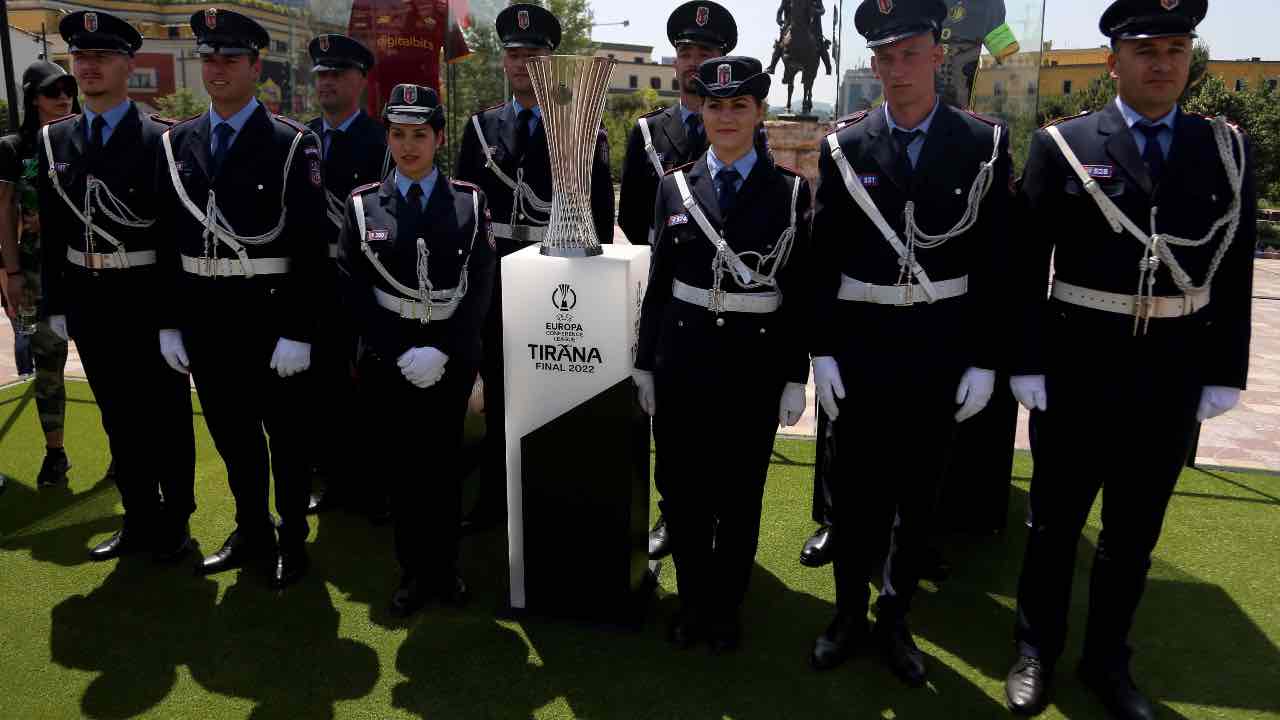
[
  {"x1": 361, "y1": 354, "x2": 473, "y2": 586},
  {"x1": 184, "y1": 319, "x2": 312, "y2": 547},
  {"x1": 476, "y1": 263, "x2": 507, "y2": 514},
  {"x1": 1015, "y1": 326, "x2": 1199, "y2": 668},
  {"x1": 828, "y1": 356, "x2": 962, "y2": 618},
  {"x1": 811, "y1": 407, "x2": 836, "y2": 526},
  {"x1": 653, "y1": 370, "x2": 783, "y2": 620},
  {"x1": 71, "y1": 303, "x2": 195, "y2": 534},
  {"x1": 311, "y1": 306, "x2": 359, "y2": 491}
]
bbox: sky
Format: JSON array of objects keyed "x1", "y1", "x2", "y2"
[{"x1": 585, "y1": 0, "x2": 1280, "y2": 110}]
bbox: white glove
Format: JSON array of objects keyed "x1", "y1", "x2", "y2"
[
  {"x1": 779, "y1": 382, "x2": 807, "y2": 427},
  {"x1": 270, "y1": 338, "x2": 312, "y2": 378},
  {"x1": 954, "y1": 367, "x2": 996, "y2": 423},
  {"x1": 812, "y1": 356, "x2": 846, "y2": 421},
  {"x1": 1197, "y1": 385, "x2": 1241, "y2": 422},
  {"x1": 633, "y1": 369, "x2": 656, "y2": 416},
  {"x1": 48, "y1": 314, "x2": 68, "y2": 341},
  {"x1": 397, "y1": 346, "x2": 448, "y2": 388},
  {"x1": 159, "y1": 328, "x2": 190, "y2": 375},
  {"x1": 1010, "y1": 374, "x2": 1047, "y2": 412}
]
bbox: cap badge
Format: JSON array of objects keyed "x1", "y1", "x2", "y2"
[
  {"x1": 517, "y1": 10, "x2": 531, "y2": 30},
  {"x1": 717, "y1": 63, "x2": 732, "y2": 86},
  {"x1": 84, "y1": 12, "x2": 99, "y2": 32},
  {"x1": 878, "y1": 0, "x2": 894, "y2": 15},
  {"x1": 1160, "y1": 0, "x2": 1179, "y2": 9},
  {"x1": 319, "y1": 35, "x2": 330, "y2": 51},
  {"x1": 696, "y1": 6, "x2": 710, "y2": 26},
  {"x1": 204, "y1": 8, "x2": 218, "y2": 29},
  {"x1": 404, "y1": 85, "x2": 418, "y2": 104}
]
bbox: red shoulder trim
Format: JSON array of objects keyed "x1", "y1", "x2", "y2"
[
  {"x1": 959, "y1": 108, "x2": 1001, "y2": 126},
  {"x1": 832, "y1": 109, "x2": 869, "y2": 130},
  {"x1": 274, "y1": 114, "x2": 310, "y2": 134},
  {"x1": 1041, "y1": 110, "x2": 1090, "y2": 129},
  {"x1": 479, "y1": 102, "x2": 505, "y2": 114},
  {"x1": 775, "y1": 162, "x2": 801, "y2": 176},
  {"x1": 47, "y1": 113, "x2": 78, "y2": 127},
  {"x1": 640, "y1": 105, "x2": 668, "y2": 118},
  {"x1": 149, "y1": 113, "x2": 178, "y2": 126},
  {"x1": 350, "y1": 181, "x2": 380, "y2": 197},
  {"x1": 450, "y1": 178, "x2": 481, "y2": 192},
  {"x1": 664, "y1": 160, "x2": 696, "y2": 176}
]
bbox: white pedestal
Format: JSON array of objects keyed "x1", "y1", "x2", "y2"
[{"x1": 502, "y1": 244, "x2": 651, "y2": 613}]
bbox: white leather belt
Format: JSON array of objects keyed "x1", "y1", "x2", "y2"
[
  {"x1": 66, "y1": 247, "x2": 156, "y2": 270},
  {"x1": 491, "y1": 222, "x2": 545, "y2": 243},
  {"x1": 1052, "y1": 279, "x2": 1210, "y2": 318},
  {"x1": 672, "y1": 279, "x2": 781, "y2": 313},
  {"x1": 180, "y1": 254, "x2": 291, "y2": 277},
  {"x1": 373, "y1": 286, "x2": 459, "y2": 321},
  {"x1": 837, "y1": 274, "x2": 968, "y2": 306}
]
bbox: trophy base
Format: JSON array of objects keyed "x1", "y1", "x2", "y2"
[{"x1": 539, "y1": 244, "x2": 604, "y2": 258}]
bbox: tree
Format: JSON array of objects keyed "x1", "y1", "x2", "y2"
[
  {"x1": 155, "y1": 88, "x2": 205, "y2": 120},
  {"x1": 1185, "y1": 73, "x2": 1280, "y2": 201},
  {"x1": 601, "y1": 87, "x2": 659, "y2": 181}
]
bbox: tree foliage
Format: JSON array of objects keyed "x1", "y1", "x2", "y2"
[
  {"x1": 601, "y1": 88, "x2": 660, "y2": 182},
  {"x1": 155, "y1": 87, "x2": 205, "y2": 120}
]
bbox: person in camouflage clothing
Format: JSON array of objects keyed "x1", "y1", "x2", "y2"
[
  {"x1": 0, "y1": 61, "x2": 79, "y2": 488},
  {"x1": 936, "y1": 0, "x2": 1021, "y2": 108}
]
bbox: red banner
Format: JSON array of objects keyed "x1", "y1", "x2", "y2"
[{"x1": 348, "y1": 0, "x2": 470, "y2": 117}]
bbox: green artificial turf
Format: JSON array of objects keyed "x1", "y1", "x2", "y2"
[{"x1": 1, "y1": 380, "x2": 1277, "y2": 719}]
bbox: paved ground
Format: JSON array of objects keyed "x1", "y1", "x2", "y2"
[{"x1": 4, "y1": 257, "x2": 1278, "y2": 471}]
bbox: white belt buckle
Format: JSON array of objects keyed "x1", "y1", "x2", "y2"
[
  {"x1": 84, "y1": 253, "x2": 106, "y2": 270},
  {"x1": 896, "y1": 283, "x2": 916, "y2": 307},
  {"x1": 510, "y1": 225, "x2": 535, "y2": 243},
  {"x1": 708, "y1": 288, "x2": 726, "y2": 314}
]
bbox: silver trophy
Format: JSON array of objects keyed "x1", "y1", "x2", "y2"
[{"x1": 526, "y1": 55, "x2": 616, "y2": 258}]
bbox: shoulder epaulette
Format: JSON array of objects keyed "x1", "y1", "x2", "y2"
[
  {"x1": 477, "y1": 102, "x2": 505, "y2": 116},
  {"x1": 664, "y1": 160, "x2": 696, "y2": 176},
  {"x1": 47, "y1": 113, "x2": 77, "y2": 127},
  {"x1": 959, "y1": 108, "x2": 1001, "y2": 126},
  {"x1": 450, "y1": 178, "x2": 481, "y2": 193},
  {"x1": 776, "y1": 162, "x2": 801, "y2": 177},
  {"x1": 149, "y1": 113, "x2": 178, "y2": 126},
  {"x1": 1041, "y1": 110, "x2": 1090, "y2": 129},
  {"x1": 640, "y1": 105, "x2": 668, "y2": 119},
  {"x1": 350, "y1": 181, "x2": 380, "y2": 197},
  {"x1": 831, "y1": 109, "x2": 869, "y2": 131},
  {"x1": 274, "y1": 115, "x2": 310, "y2": 134}
]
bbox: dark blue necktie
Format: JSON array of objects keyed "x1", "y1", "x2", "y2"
[
  {"x1": 1138, "y1": 123, "x2": 1167, "y2": 185},
  {"x1": 686, "y1": 114, "x2": 705, "y2": 151},
  {"x1": 892, "y1": 128, "x2": 922, "y2": 173},
  {"x1": 716, "y1": 167, "x2": 741, "y2": 217},
  {"x1": 403, "y1": 183, "x2": 424, "y2": 231},
  {"x1": 89, "y1": 115, "x2": 106, "y2": 154},
  {"x1": 211, "y1": 123, "x2": 235, "y2": 177}
]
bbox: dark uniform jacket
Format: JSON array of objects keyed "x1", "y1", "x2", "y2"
[
  {"x1": 1014, "y1": 101, "x2": 1256, "y2": 389},
  {"x1": 619, "y1": 104, "x2": 707, "y2": 245},
  {"x1": 152, "y1": 105, "x2": 328, "y2": 344},
  {"x1": 637, "y1": 152, "x2": 811, "y2": 385},
  {"x1": 306, "y1": 110, "x2": 389, "y2": 254},
  {"x1": 811, "y1": 102, "x2": 1013, "y2": 372},
  {"x1": 337, "y1": 174, "x2": 496, "y2": 371},
  {"x1": 38, "y1": 103, "x2": 170, "y2": 330},
  {"x1": 454, "y1": 100, "x2": 614, "y2": 255}
]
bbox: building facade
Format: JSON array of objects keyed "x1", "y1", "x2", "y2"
[{"x1": 592, "y1": 42, "x2": 678, "y2": 99}]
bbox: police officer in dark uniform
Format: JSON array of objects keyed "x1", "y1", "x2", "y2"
[
  {"x1": 154, "y1": 8, "x2": 328, "y2": 588},
  {"x1": 339, "y1": 84, "x2": 495, "y2": 617},
  {"x1": 619, "y1": 1, "x2": 736, "y2": 247},
  {"x1": 304, "y1": 33, "x2": 390, "y2": 518},
  {"x1": 454, "y1": 2, "x2": 614, "y2": 533},
  {"x1": 1004, "y1": 2, "x2": 1253, "y2": 717},
  {"x1": 636, "y1": 56, "x2": 810, "y2": 653},
  {"x1": 808, "y1": 0, "x2": 1012, "y2": 684},
  {"x1": 39, "y1": 10, "x2": 196, "y2": 562}
]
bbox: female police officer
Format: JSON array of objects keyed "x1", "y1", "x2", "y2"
[
  {"x1": 337, "y1": 84, "x2": 496, "y2": 618},
  {"x1": 634, "y1": 56, "x2": 811, "y2": 653}
]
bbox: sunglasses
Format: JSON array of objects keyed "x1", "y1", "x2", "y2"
[{"x1": 39, "y1": 82, "x2": 75, "y2": 99}]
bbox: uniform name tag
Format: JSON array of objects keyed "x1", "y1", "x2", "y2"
[
  {"x1": 54, "y1": 162, "x2": 70, "y2": 173},
  {"x1": 1083, "y1": 164, "x2": 1115, "y2": 179},
  {"x1": 367, "y1": 229, "x2": 389, "y2": 242},
  {"x1": 667, "y1": 213, "x2": 689, "y2": 227},
  {"x1": 858, "y1": 173, "x2": 879, "y2": 187}
]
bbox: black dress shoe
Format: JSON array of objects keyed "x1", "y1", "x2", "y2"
[
  {"x1": 707, "y1": 617, "x2": 742, "y2": 655},
  {"x1": 198, "y1": 531, "x2": 273, "y2": 576},
  {"x1": 666, "y1": 610, "x2": 702, "y2": 650},
  {"x1": 1077, "y1": 662, "x2": 1155, "y2": 720},
  {"x1": 436, "y1": 575, "x2": 470, "y2": 607},
  {"x1": 306, "y1": 485, "x2": 346, "y2": 515},
  {"x1": 810, "y1": 612, "x2": 867, "y2": 670},
  {"x1": 88, "y1": 529, "x2": 148, "y2": 561},
  {"x1": 37, "y1": 451, "x2": 71, "y2": 488},
  {"x1": 874, "y1": 617, "x2": 927, "y2": 687},
  {"x1": 389, "y1": 577, "x2": 429, "y2": 618},
  {"x1": 1006, "y1": 655, "x2": 1052, "y2": 716},
  {"x1": 648, "y1": 515, "x2": 672, "y2": 560},
  {"x1": 272, "y1": 546, "x2": 310, "y2": 589},
  {"x1": 154, "y1": 524, "x2": 194, "y2": 564},
  {"x1": 799, "y1": 524, "x2": 834, "y2": 568}
]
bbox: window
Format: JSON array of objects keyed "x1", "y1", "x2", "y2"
[
  {"x1": 167, "y1": 25, "x2": 180, "y2": 39},
  {"x1": 1063, "y1": 80, "x2": 1072, "y2": 94},
  {"x1": 274, "y1": 40, "x2": 289, "y2": 53},
  {"x1": 650, "y1": 77, "x2": 661, "y2": 90},
  {"x1": 1269, "y1": 78, "x2": 1278, "y2": 91},
  {"x1": 629, "y1": 75, "x2": 638, "y2": 88},
  {"x1": 671, "y1": 78, "x2": 679, "y2": 91},
  {"x1": 128, "y1": 68, "x2": 158, "y2": 91},
  {"x1": 994, "y1": 81, "x2": 1005, "y2": 96},
  {"x1": 1235, "y1": 78, "x2": 1245, "y2": 91},
  {"x1": 634, "y1": 57, "x2": 644, "y2": 63}
]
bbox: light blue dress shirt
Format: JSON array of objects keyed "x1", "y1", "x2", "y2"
[
  {"x1": 83, "y1": 98, "x2": 131, "y2": 147},
  {"x1": 208, "y1": 97, "x2": 261, "y2": 154},
  {"x1": 322, "y1": 109, "x2": 362, "y2": 158},
  {"x1": 1115, "y1": 96, "x2": 1177, "y2": 160},
  {"x1": 395, "y1": 168, "x2": 438, "y2": 210},
  {"x1": 706, "y1": 145, "x2": 757, "y2": 192},
  {"x1": 510, "y1": 97, "x2": 543, "y2": 135},
  {"x1": 884, "y1": 99, "x2": 941, "y2": 168}
]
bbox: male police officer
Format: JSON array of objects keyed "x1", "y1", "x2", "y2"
[
  {"x1": 618, "y1": 0, "x2": 737, "y2": 562},
  {"x1": 809, "y1": 0, "x2": 1012, "y2": 685},
  {"x1": 305, "y1": 33, "x2": 389, "y2": 517},
  {"x1": 39, "y1": 10, "x2": 196, "y2": 562},
  {"x1": 454, "y1": 2, "x2": 614, "y2": 533},
  {"x1": 154, "y1": 8, "x2": 328, "y2": 588},
  {"x1": 1003, "y1": 2, "x2": 1254, "y2": 717},
  {"x1": 619, "y1": 1, "x2": 737, "y2": 247}
]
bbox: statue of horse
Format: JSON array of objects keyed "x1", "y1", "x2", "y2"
[{"x1": 770, "y1": 0, "x2": 828, "y2": 116}]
